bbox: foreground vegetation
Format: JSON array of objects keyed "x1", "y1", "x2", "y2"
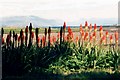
[{"x1": 1, "y1": 22, "x2": 120, "y2": 80}]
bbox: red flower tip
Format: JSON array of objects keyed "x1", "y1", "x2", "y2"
[
  {"x1": 81, "y1": 30, "x2": 84, "y2": 38},
  {"x1": 99, "y1": 25, "x2": 103, "y2": 32},
  {"x1": 102, "y1": 35, "x2": 106, "y2": 41},
  {"x1": 94, "y1": 24, "x2": 97, "y2": 31},
  {"x1": 76, "y1": 36, "x2": 79, "y2": 42},
  {"x1": 93, "y1": 32, "x2": 96, "y2": 37},
  {"x1": 80, "y1": 24, "x2": 83, "y2": 33},
  {"x1": 25, "y1": 26, "x2": 28, "y2": 33},
  {"x1": 63, "y1": 22, "x2": 66, "y2": 29},
  {"x1": 85, "y1": 21, "x2": 88, "y2": 27},
  {"x1": 84, "y1": 32, "x2": 89, "y2": 40},
  {"x1": 110, "y1": 35, "x2": 113, "y2": 39},
  {"x1": 110, "y1": 35, "x2": 113, "y2": 43},
  {"x1": 68, "y1": 26, "x2": 71, "y2": 33},
  {"x1": 106, "y1": 31, "x2": 109, "y2": 37},
  {"x1": 90, "y1": 35, "x2": 92, "y2": 42},
  {"x1": 100, "y1": 35, "x2": 106, "y2": 44},
  {"x1": 89, "y1": 24, "x2": 92, "y2": 31},
  {"x1": 115, "y1": 31, "x2": 118, "y2": 39}
]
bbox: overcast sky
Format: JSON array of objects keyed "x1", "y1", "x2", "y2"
[{"x1": 0, "y1": 0, "x2": 119, "y2": 22}]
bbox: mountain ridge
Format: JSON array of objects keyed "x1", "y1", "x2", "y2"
[{"x1": 0, "y1": 16, "x2": 118, "y2": 27}]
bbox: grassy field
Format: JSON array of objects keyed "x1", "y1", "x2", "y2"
[{"x1": 1, "y1": 26, "x2": 118, "y2": 34}]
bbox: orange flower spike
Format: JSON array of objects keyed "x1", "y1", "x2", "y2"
[
  {"x1": 42, "y1": 36, "x2": 45, "y2": 42},
  {"x1": 93, "y1": 32, "x2": 96, "y2": 38},
  {"x1": 76, "y1": 36, "x2": 79, "y2": 43},
  {"x1": 100, "y1": 33, "x2": 103, "y2": 38},
  {"x1": 25, "y1": 26, "x2": 28, "y2": 33},
  {"x1": 84, "y1": 32, "x2": 89, "y2": 41},
  {"x1": 63, "y1": 22, "x2": 66, "y2": 30},
  {"x1": 80, "y1": 24, "x2": 83, "y2": 33},
  {"x1": 115, "y1": 31, "x2": 118, "y2": 39},
  {"x1": 85, "y1": 21, "x2": 88, "y2": 30},
  {"x1": 110, "y1": 35, "x2": 113, "y2": 44},
  {"x1": 81, "y1": 30, "x2": 84, "y2": 39},
  {"x1": 115, "y1": 31, "x2": 118, "y2": 43},
  {"x1": 94, "y1": 24, "x2": 97, "y2": 32},
  {"x1": 102, "y1": 35, "x2": 106, "y2": 44},
  {"x1": 99, "y1": 25, "x2": 103, "y2": 38},
  {"x1": 89, "y1": 24, "x2": 92, "y2": 32},
  {"x1": 90, "y1": 35, "x2": 92, "y2": 43},
  {"x1": 68, "y1": 26, "x2": 72, "y2": 33},
  {"x1": 106, "y1": 31, "x2": 109, "y2": 37},
  {"x1": 99, "y1": 25, "x2": 103, "y2": 33},
  {"x1": 67, "y1": 34, "x2": 69, "y2": 41}
]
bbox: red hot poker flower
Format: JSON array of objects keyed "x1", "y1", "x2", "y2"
[
  {"x1": 115, "y1": 31, "x2": 118, "y2": 39},
  {"x1": 80, "y1": 24, "x2": 83, "y2": 33},
  {"x1": 93, "y1": 32, "x2": 96, "y2": 38},
  {"x1": 99, "y1": 25, "x2": 103, "y2": 33},
  {"x1": 89, "y1": 24, "x2": 92, "y2": 32},
  {"x1": 99, "y1": 26, "x2": 103, "y2": 38},
  {"x1": 110, "y1": 34, "x2": 113, "y2": 44},
  {"x1": 67, "y1": 34, "x2": 69, "y2": 41},
  {"x1": 84, "y1": 32, "x2": 89, "y2": 41},
  {"x1": 106, "y1": 31, "x2": 109, "y2": 37},
  {"x1": 25, "y1": 26, "x2": 28, "y2": 33},
  {"x1": 85, "y1": 21, "x2": 88, "y2": 27},
  {"x1": 81, "y1": 30, "x2": 84, "y2": 39},
  {"x1": 68, "y1": 26, "x2": 72, "y2": 33},
  {"x1": 63, "y1": 22, "x2": 66, "y2": 30},
  {"x1": 90, "y1": 35, "x2": 92, "y2": 43},
  {"x1": 100, "y1": 35, "x2": 106, "y2": 44},
  {"x1": 102, "y1": 35, "x2": 106, "y2": 43},
  {"x1": 115, "y1": 31, "x2": 118, "y2": 43},
  {"x1": 76, "y1": 36, "x2": 79, "y2": 42},
  {"x1": 94, "y1": 24, "x2": 97, "y2": 32},
  {"x1": 85, "y1": 21, "x2": 88, "y2": 29}
]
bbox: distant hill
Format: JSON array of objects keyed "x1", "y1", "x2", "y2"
[
  {"x1": 0, "y1": 16, "x2": 63, "y2": 27},
  {"x1": 0, "y1": 16, "x2": 117, "y2": 27}
]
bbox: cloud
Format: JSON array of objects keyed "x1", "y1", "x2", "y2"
[{"x1": 0, "y1": 0, "x2": 119, "y2": 22}]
